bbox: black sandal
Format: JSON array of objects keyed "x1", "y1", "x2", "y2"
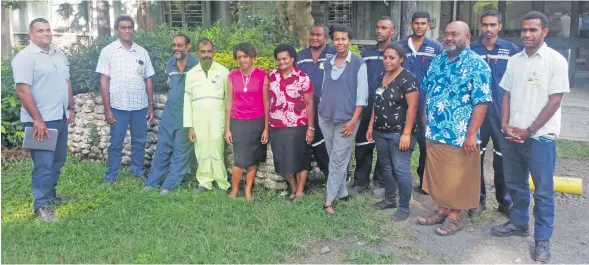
[{"x1": 324, "y1": 204, "x2": 335, "y2": 215}]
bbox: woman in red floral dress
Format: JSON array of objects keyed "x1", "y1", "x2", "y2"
[{"x1": 268, "y1": 44, "x2": 315, "y2": 201}]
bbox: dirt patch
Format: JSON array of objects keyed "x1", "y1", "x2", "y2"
[{"x1": 292, "y1": 148, "x2": 589, "y2": 264}]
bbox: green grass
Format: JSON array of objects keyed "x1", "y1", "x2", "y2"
[
  {"x1": 557, "y1": 139, "x2": 589, "y2": 160},
  {"x1": 1, "y1": 158, "x2": 392, "y2": 264},
  {"x1": 344, "y1": 250, "x2": 398, "y2": 264}
]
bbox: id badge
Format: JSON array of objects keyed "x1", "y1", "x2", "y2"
[
  {"x1": 319, "y1": 62, "x2": 324, "y2": 70},
  {"x1": 375, "y1": 87, "x2": 385, "y2": 96},
  {"x1": 137, "y1": 65, "x2": 144, "y2": 75}
]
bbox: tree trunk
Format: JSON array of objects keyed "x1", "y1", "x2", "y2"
[
  {"x1": 136, "y1": 0, "x2": 155, "y2": 31},
  {"x1": 400, "y1": 1, "x2": 418, "y2": 39},
  {"x1": 96, "y1": 0, "x2": 110, "y2": 38},
  {"x1": 276, "y1": 0, "x2": 314, "y2": 47},
  {"x1": 1, "y1": 5, "x2": 12, "y2": 57}
]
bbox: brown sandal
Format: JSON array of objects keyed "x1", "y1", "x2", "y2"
[
  {"x1": 435, "y1": 217, "x2": 464, "y2": 236},
  {"x1": 417, "y1": 212, "x2": 448, "y2": 225}
]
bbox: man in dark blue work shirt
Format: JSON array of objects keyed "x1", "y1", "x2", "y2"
[
  {"x1": 468, "y1": 10, "x2": 519, "y2": 217},
  {"x1": 297, "y1": 24, "x2": 337, "y2": 180},
  {"x1": 398, "y1": 11, "x2": 443, "y2": 195},
  {"x1": 354, "y1": 16, "x2": 397, "y2": 204},
  {"x1": 143, "y1": 34, "x2": 198, "y2": 194}
]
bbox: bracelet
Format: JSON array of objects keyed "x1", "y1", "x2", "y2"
[
  {"x1": 402, "y1": 133, "x2": 411, "y2": 136},
  {"x1": 308, "y1": 127, "x2": 315, "y2": 131}
]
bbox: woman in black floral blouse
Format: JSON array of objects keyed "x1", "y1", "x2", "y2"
[{"x1": 366, "y1": 42, "x2": 419, "y2": 221}]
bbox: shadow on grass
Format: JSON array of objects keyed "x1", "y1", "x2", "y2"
[{"x1": 1, "y1": 157, "x2": 394, "y2": 263}]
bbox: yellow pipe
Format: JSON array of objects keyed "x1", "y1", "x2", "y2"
[{"x1": 529, "y1": 176, "x2": 583, "y2": 195}]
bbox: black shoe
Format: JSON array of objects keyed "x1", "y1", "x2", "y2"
[
  {"x1": 490, "y1": 221, "x2": 530, "y2": 237},
  {"x1": 414, "y1": 186, "x2": 428, "y2": 195},
  {"x1": 532, "y1": 240, "x2": 551, "y2": 263},
  {"x1": 351, "y1": 186, "x2": 369, "y2": 194},
  {"x1": 339, "y1": 195, "x2": 350, "y2": 201},
  {"x1": 34, "y1": 206, "x2": 58, "y2": 222},
  {"x1": 391, "y1": 209, "x2": 410, "y2": 221},
  {"x1": 497, "y1": 203, "x2": 512, "y2": 217},
  {"x1": 468, "y1": 202, "x2": 487, "y2": 217},
  {"x1": 372, "y1": 200, "x2": 397, "y2": 210}
]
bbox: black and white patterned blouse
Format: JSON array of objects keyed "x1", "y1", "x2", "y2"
[{"x1": 373, "y1": 69, "x2": 418, "y2": 134}]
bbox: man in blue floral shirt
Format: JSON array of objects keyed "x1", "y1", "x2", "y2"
[{"x1": 416, "y1": 21, "x2": 491, "y2": 236}]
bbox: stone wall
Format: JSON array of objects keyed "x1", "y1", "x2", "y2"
[{"x1": 67, "y1": 92, "x2": 324, "y2": 189}]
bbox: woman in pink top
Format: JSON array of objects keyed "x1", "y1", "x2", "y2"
[{"x1": 225, "y1": 42, "x2": 270, "y2": 201}]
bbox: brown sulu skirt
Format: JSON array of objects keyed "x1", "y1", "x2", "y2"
[{"x1": 423, "y1": 140, "x2": 481, "y2": 210}]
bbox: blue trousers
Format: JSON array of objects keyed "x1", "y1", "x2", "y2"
[
  {"x1": 104, "y1": 108, "x2": 148, "y2": 180},
  {"x1": 145, "y1": 124, "x2": 194, "y2": 190},
  {"x1": 479, "y1": 113, "x2": 512, "y2": 206},
  {"x1": 24, "y1": 117, "x2": 68, "y2": 211},
  {"x1": 374, "y1": 131, "x2": 416, "y2": 210},
  {"x1": 502, "y1": 137, "x2": 556, "y2": 241}
]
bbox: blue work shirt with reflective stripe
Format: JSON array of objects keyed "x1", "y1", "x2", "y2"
[
  {"x1": 398, "y1": 37, "x2": 444, "y2": 90},
  {"x1": 162, "y1": 54, "x2": 199, "y2": 129},
  {"x1": 296, "y1": 45, "x2": 337, "y2": 106},
  {"x1": 361, "y1": 45, "x2": 386, "y2": 118},
  {"x1": 470, "y1": 38, "x2": 520, "y2": 116}
]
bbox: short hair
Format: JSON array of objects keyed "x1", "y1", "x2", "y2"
[
  {"x1": 197, "y1": 37, "x2": 215, "y2": 50},
  {"x1": 174, "y1": 33, "x2": 191, "y2": 45},
  {"x1": 233, "y1": 42, "x2": 257, "y2": 59},
  {"x1": 273, "y1": 43, "x2": 297, "y2": 62},
  {"x1": 311, "y1": 23, "x2": 329, "y2": 37},
  {"x1": 29, "y1": 18, "x2": 49, "y2": 32},
  {"x1": 114, "y1": 15, "x2": 134, "y2": 30},
  {"x1": 523, "y1": 11, "x2": 548, "y2": 28},
  {"x1": 378, "y1": 16, "x2": 395, "y2": 27},
  {"x1": 481, "y1": 10, "x2": 503, "y2": 24},
  {"x1": 384, "y1": 42, "x2": 407, "y2": 58},
  {"x1": 329, "y1": 24, "x2": 353, "y2": 40},
  {"x1": 411, "y1": 11, "x2": 431, "y2": 23}
]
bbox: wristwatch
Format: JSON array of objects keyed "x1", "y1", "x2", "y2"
[{"x1": 526, "y1": 127, "x2": 536, "y2": 136}]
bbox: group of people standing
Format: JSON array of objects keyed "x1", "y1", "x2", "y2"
[{"x1": 15, "y1": 8, "x2": 568, "y2": 263}]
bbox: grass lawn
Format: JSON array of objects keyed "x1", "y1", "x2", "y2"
[
  {"x1": 1, "y1": 157, "x2": 397, "y2": 264},
  {"x1": 2, "y1": 139, "x2": 587, "y2": 263}
]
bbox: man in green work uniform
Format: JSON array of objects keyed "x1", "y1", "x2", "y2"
[{"x1": 184, "y1": 38, "x2": 231, "y2": 193}]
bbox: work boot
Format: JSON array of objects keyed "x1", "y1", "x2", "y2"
[
  {"x1": 372, "y1": 200, "x2": 397, "y2": 210},
  {"x1": 532, "y1": 240, "x2": 551, "y2": 263},
  {"x1": 468, "y1": 201, "x2": 487, "y2": 217},
  {"x1": 391, "y1": 209, "x2": 410, "y2": 221},
  {"x1": 35, "y1": 206, "x2": 58, "y2": 222},
  {"x1": 491, "y1": 221, "x2": 530, "y2": 237}
]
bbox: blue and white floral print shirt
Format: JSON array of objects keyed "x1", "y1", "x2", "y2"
[{"x1": 422, "y1": 48, "x2": 492, "y2": 148}]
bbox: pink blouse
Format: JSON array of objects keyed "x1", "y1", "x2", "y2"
[{"x1": 228, "y1": 68, "x2": 266, "y2": 120}]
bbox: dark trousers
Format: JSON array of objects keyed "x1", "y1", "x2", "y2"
[
  {"x1": 503, "y1": 137, "x2": 556, "y2": 241},
  {"x1": 311, "y1": 121, "x2": 330, "y2": 177},
  {"x1": 416, "y1": 99, "x2": 427, "y2": 190},
  {"x1": 479, "y1": 113, "x2": 512, "y2": 206},
  {"x1": 353, "y1": 117, "x2": 383, "y2": 188},
  {"x1": 24, "y1": 117, "x2": 68, "y2": 211}
]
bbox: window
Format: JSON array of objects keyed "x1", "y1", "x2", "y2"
[
  {"x1": 163, "y1": 1, "x2": 204, "y2": 28},
  {"x1": 10, "y1": 0, "x2": 87, "y2": 33},
  {"x1": 311, "y1": 1, "x2": 354, "y2": 28},
  {"x1": 503, "y1": 1, "x2": 533, "y2": 37}
]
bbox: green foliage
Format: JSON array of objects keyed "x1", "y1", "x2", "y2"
[
  {"x1": 87, "y1": 123, "x2": 100, "y2": 146},
  {"x1": 1, "y1": 95, "x2": 23, "y2": 147}
]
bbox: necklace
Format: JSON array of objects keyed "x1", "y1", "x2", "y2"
[{"x1": 241, "y1": 72, "x2": 251, "y2": 92}]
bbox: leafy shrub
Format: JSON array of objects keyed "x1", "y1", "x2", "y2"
[{"x1": 1, "y1": 95, "x2": 23, "y2": 148}]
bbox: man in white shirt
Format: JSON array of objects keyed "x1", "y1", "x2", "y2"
[
  {"x1": 96, "y1": 16, "x2": 155, "y2": 185},
  {"x1": 490, "y1": 11, "x2": 570, "y2": 263}
]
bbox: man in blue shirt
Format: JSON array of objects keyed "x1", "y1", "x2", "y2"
[
  {"x1": 355, "y1": 16, "x2": 396, "y2": 201},
  {"x1": 398, "y1": 11, "x2": 444, "y2": 195},
  {"x1": 417, "y1": 21, "x2": 491, "y2": 236},
  {"x1": 297, "y1": 24, "x2": 337, "y2": 180},
  {"x1": 468, "y1": 10, "x2": 519, "y2": 217},
  {"x1": 143, "y1": 34, "x2": 198, "y2": 195},
  {"x1": 12, "y1": 18, "x2": 74, "y2": 222}
]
